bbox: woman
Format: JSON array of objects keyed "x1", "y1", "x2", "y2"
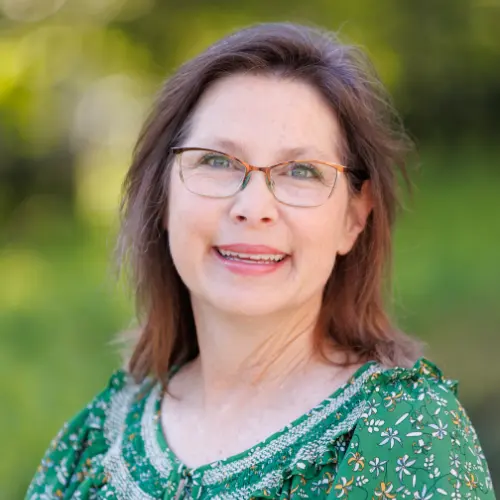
[{"x1": 26, "y1": 22, "x2": 495, "y2": 499}]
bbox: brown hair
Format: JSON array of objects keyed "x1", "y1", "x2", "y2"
[{"x1": 116, "y1": 22, "x2": 423, "y2": 385}]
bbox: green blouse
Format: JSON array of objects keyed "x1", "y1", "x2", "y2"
[{"x1": 26, "y1": 358, "x2": 495, "y2": 499}]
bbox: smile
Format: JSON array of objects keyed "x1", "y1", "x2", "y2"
[{"x1": 215, "y1": 248, "x2": 288, "y2": 264}]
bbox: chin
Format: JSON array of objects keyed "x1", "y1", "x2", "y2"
[{"x1": 205, "y1": 288, "x2": 291, "y2": 317}]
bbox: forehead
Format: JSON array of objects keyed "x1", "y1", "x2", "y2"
[{"x1": 185, "y1": 73, "x2": 344, "y2": 161}]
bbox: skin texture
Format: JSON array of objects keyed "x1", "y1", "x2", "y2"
[{"x1": 162, "y1": 73, "x2": 373, "y2": 468}]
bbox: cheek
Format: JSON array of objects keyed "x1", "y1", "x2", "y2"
[
  {"x1": 167, "y1": 178, "x2": 221, "y2": 271},
  {"x1": 298, "y1": 204, "x2": 345, "y2": 255},
  {"x1": 290, "y1": 202, "x2": 347, "y2": 283},
  {"x1": 303, "y1": 218, "x2": 339, "y2": 270}
]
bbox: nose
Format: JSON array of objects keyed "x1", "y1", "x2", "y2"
[{"x1": 228, "y1": 171, "x2": 279, "y2": 225}]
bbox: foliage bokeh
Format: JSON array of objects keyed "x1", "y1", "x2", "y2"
[{"x1": 1, "y1": 0, "x2": 499, "y2": 498}]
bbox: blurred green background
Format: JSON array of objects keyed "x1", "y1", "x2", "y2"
[{"x1": 1, "y1": 0, "x2": 499, "y2": 498}]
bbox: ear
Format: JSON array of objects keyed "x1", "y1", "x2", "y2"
[{"x1": 337, "y1": 180, "x2": 373, "y2": 256}]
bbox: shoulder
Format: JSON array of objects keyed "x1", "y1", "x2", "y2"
[
  {"x1": 363, "y1": 356, "x2": 460, "y2": 419},
  {"x1": 355, "y1": 357, "x2": 471, "y2": 456},
  {"x1": 332, "y1": 357, "x2": 495, "y2": 499},
  {"x1": 56, "y1": 366, "x2": 156, "y2": 449},
  {"x1": 26, "y1": 368, "x2": 156, "y2": 499},
  {"x1": 97, "y1": 368, "x2": 157, "y2": 445}
]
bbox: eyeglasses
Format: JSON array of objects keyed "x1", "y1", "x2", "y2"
[{"x1": 171, "y1": 147, "x2": 347, "y2": 208}]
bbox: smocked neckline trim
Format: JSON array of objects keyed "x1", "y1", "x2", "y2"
[{"x1": 151, "y1": 359, "x2": 384, "y2": 479}]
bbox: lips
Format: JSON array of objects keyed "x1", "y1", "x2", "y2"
[
  {"x1": 216, "y1": 248, "x2": 287, "y2": 264},
  {"x1": 214, "y1": 244, "x2": 289, "y2": 265}
]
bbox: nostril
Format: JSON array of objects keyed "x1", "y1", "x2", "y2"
[{"x1": 236, "y1": 215, "x2": 246, "y2": 222}]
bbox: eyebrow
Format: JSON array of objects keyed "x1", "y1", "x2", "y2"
[{"x1": 206, "y1": 138, "x2": 335, "y2": 162}]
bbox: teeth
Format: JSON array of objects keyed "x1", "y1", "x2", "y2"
[{"x1": 218, "y1": 249, "x2": 287, "y2": 263}]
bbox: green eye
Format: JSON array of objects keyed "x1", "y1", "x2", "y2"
[
  {"x1": 288, "y1": 163, "x2": 321, "y2": 179},
  {"x1": 200, "y1": 154, "x2": 231, "y2": 169}
]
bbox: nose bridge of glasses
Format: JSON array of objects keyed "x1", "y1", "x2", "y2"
[
  {"x1": 241, "y1": 164, "x2": 274, "y2": 192},
  {"x1": 240, "y1": 163, "x2": 274, "y2": 192}
]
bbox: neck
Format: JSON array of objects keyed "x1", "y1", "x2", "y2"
[{"x1": 187, "y1": 295, "x2": 337, "y2": 407}]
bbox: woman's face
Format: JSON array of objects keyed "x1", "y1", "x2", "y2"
[{"x1": 167, "y1": 73, "x2": 371, "y2": 317}]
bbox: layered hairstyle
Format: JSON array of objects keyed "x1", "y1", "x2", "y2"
[{"x1": 116, "y1": 22, "x2": 423, "y2": 385}]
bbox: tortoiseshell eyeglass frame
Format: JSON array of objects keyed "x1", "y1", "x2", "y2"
[{"x1": 170, "y1": 146, "x2": 348, "y2": 208}]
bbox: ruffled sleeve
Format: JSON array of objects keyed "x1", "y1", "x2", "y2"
[
  {"x1": 25, "y1": 369, "x2": 130, "y2": 500},
  {"x1": 329, "y1": 358, "x2": 496, "y2": 499}
]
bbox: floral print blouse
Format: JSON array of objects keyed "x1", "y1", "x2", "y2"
[{"x1": 26, "y1": 357, "x2": 495, "y2": 499}]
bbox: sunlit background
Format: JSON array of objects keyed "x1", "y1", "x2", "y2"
[{"x1": 1, "y1": 0, "x2": 499, "y2": 497}]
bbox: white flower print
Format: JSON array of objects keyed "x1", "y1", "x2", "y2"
[
  {"x1": 347, "y1": 452, "x2": 365, "y2": 471},
  {"x1": 54, "y1": 457, "x2": 69, "y2": 486},
  {"x1": 396, "y1": 485, "x2": 413, "y2": 498},
  {"x1": 383, "y1": 391, "x2": 403, "y2": 409},
  {"x1": 367, "y1": 419, "x2": 385, "y2": 433},
  {"x1": 395, "y1": 454, "x2": 416, "y2": 481},
  {"x1": 374, "y1": 481, "x2": 396, "y2": 500},
  {"x1": 429, "y1": 419, "x2": 448, "y2": 439},
  {"x1": 86, "y1": 413, "x2": 103, "y2": 430},
  {"x1": 429, "y1": 466, "x2": 441, "y2": 479},
  {"x1": 94, "y1": 399, "x2": 108, "y2": 411},
  {"x1": 410, "y1": 413, "x2": 425, "y2": 429},
  {"x1": 57, "y1": 440, "x2": 69, "y2": 452},
  {"x1": 364, "y1": 399, "x2": 380, "y2": 417},
  {"x1": 415, "y1": 484, "x2": 434, "y2": 500},
  {"x1": 379, "y1": 428, "x2": 402, "y2": 448},
  {"x1": 42, "y1": 484, "x2": 57, "y2": 498},
  {"x1": 450, "y1": 452, "x2": 461, "y2": 468},
  {"x1": 333, "y1": 477, "x2": 354, "y2": 497},
  {"x1": 434, "y1": 395, "x2": 449, "y2": 407},
  {"x1": 355, "y1": 475, "x2": 369, "y2": 487},
  {"x1": 451, "y1": 431, "x2": 461, "y2": 447},
  {"x1": 310, "y1": 480, "x2": 322, "y2": 494},
  {"x1": 337, "y1": 437, "x2": 348, "y2": 453},
  {"x1": 413, "y1": 438, "x2": 433, "y2": 454},
  {"x1": 311, "y1": 477, "x2": 331, "y2": 494},
  {"x1": 424, "y1": 454, "x2": 435, "y2": 469},
  {"x1": 67, "y1": 436, "x2": 79, "y2": 452},
  {"x1": 369, "y1": 457, "x2": 388, "y2": 477},
  {"x1": 470, "y1": 443, "x2": 486, "y2": 464}
]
